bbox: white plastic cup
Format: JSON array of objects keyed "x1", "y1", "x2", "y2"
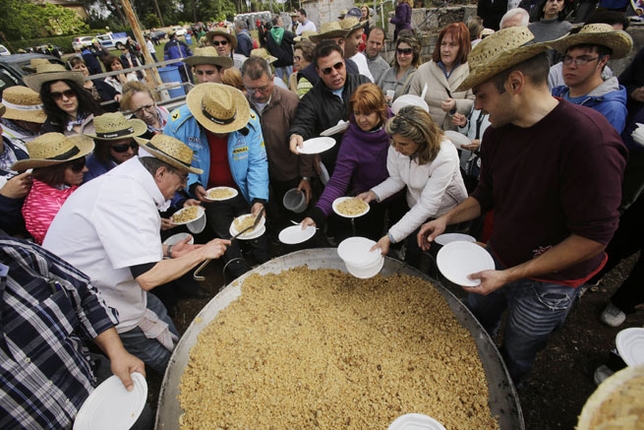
[
  {"x1": 283, "y1": 188, "x2": 307, "y2": 213},
  {"x1": 386, "y1": 90, "x2": 395, "y2": 100}
]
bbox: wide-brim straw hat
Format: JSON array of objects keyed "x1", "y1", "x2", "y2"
[
  {"x1": 139, "y1": 134, "x2": 203, "y2": 174},
  {"x1": 23, "y1": 63, "x2": 84, "y2": 93},
  {"x1": 310, "y1": 21, "x2": 349, "y2": 44},
  {"x1": 23, "y1": 58, "x2": 51, "y2": 73},
  {"x1": 12, "y1": 133, "x2": 94, "y2": 171},
  {"x1": 205, "y1": 29, "x2": 238, "y2": 50},
  {"x1": 85, "y1": 112, "x2": 148, "y2": 142},
  {"x1": 340, "y1": 16, "x2": 367, "y2": 32},
  {"x1": 250, "y1": 48, "x2": 277, "y2": 64},
  {"x1": 184, "y1": 46, "x2": 234, "y2": 68},
  {"x1": 456, "y1": 26, "x2": 552, "y2": 92},
  {"x1": 294, "y1": 30, "x2": 317, "y2": 42},
  {"x1": 186, "y1": 82, "x2": 250, "y2": 134},
  {"x1": 0, "y1": 85, "x2": 46, "y2": 123},
  {"x1": 550, "y1": 23, "x2": 633, "y2": 60}
]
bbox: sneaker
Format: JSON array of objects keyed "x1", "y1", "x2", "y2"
[
  {"x1": 593, "y1": 364, "x2": 614, "y2": 386},
  {"x1": 600, "y1": 302, "x2": 626, "y2": 327}
]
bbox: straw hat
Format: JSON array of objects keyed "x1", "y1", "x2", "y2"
[
  {"x1": 338, "y1": 9, "x2": 348, "y2": 19},
  {"x1": 184, "y1": 46, "x2": 234, "y2": 68},
  {"x1": 550, "y1": 23, "x2": 633, "y2": 60},
  {"x1": 23, "y1": 63, "x2": 84, "y2": 93},
  {"x1": 0, "y1": 85, "x2": 46, "y2": 123},
  {"x1": 294, "y1": 30, "x2": 317, "y2": 42},
  {"x1": 310, "y1": 22, "x2": 349, "y2": 44},
  {"x1": 85, "y1": 112, "x2": 148, "y2": 142},
  {"x1": 187, "y1": 83, "x2": 250, "y2": 134},
  {"x1": 250, "y1": 48, "x2": 277, "y2": 64},
  {"x1": 456, "y1": 26, "x2": 552, "y2": 92},
  {"x1": 205, "y1": 29, "x2": 238, "y2": 49},
  {"x1": 340, "y1": 16, "x2": 367, "y2": 32},
  {"x1": 11, "y1": 133, "x2": 94, "y2": 171},
  {"x1": 23, "y1": 58, "x2": 51, "y2": 73},
  {"x1": 139, "y1": 134, "x2": 203, "y2": 174}
]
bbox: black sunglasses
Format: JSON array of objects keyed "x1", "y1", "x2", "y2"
[
  {"x1": 212, "y1": 40, "x2": 228, "y2": 46},
  {"x1": 68, "y1": 157, "x2": 86, "y2": 173},
  {"x1": 111, "y1": 141, "x2": 138, "y2": 153},
  {"x1": 321, "y1": 61, "x2": 344, "y2": 75},
  {"x1": 397, "y1": 48, "x2": 413, "y2": 55},
  {"x1": 51, "y1": 89, "x2": 76, "y2": 101}
]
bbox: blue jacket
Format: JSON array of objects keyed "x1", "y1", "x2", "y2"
[
  {"x1": 552, "y1": 77, "x2": 628, "y2": 133},
  {"x1": 163, "y1": 105, "x2": 269, "y2": 204}
]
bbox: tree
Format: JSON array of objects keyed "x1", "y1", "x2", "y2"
[{"x1": 0, "y1": 0, "x2": 88, "y2": 40}]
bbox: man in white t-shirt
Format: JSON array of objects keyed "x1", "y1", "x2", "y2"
[
  {"x1": 43, "y1": 134, "x2": 229, "y2": 374},
  {"x1": 295, "y1": 8, "x2": 317, "y2": 36},
  {"x1": 340, "y1": 15, "x2": 374, "y2": 82}
]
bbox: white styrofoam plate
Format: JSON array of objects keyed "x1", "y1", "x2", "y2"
[
  {"x1": 436, "y1": 242, "x2": 494, "y2": 287},
  {"x1": 616, "y1": 327, "x2": 644, "y2": 367}
]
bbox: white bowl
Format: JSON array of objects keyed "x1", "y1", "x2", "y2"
[{"x1": 337, "y1": 237, "x2": 384, "y2": 279}]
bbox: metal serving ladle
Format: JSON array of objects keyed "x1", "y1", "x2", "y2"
[{"x1": 193, "y1": 207, "x2": 265, "y2": 282}]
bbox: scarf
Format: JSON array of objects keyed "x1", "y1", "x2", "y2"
[{"x1": 270, "y1": 26, "x2": 285, "y2": 45}]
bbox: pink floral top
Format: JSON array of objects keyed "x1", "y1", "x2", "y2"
[{"x1": 22, "y1": 179, "x2": 78, "y2": 244}]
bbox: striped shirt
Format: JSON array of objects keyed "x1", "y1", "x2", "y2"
[{"x1": 0, "y1": 236, "x2": 118, "y2": 429}]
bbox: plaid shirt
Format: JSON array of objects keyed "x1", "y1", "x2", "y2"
[{"x1": 0, "y1": 237, "x2": 119, "y2": 429}]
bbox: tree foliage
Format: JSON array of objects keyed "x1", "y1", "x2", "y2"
[{"x1": 0, "y1": 0, "x2": 88, "y2": 40}]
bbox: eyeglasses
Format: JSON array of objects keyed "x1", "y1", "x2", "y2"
[
  {"x1": 212, "y1": 40, "x2": 228, "y2": 47},
  {"x1": 51, "y1": 89, "x2": 76, "y2": 101},
  {"x1": 245, "y1": 84, "x2": 271, "y2": 94},
  {"x1": 397, "y1": 48, "x2": 413, "y2": 55},
  {"x1": 68, "y1": 157, "x2": 86, "y2": 173},
  {"x1": 320, "y1": 61, "x2": 344, "y2": 75},
  {"x1": 169, "y1": 169, "x2": 188, "y2": 184},
  {"x1": 132, "y1": 104, "x2": 156, "y2": 115},
  {"x1": 111, "y1": 141, "x2": 138, "y2": 153},
  {"x1": 562, "y1": 55, "x2": 600, "y2": 66}
]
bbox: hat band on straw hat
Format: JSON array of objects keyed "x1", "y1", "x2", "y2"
[
  {"x1": 51, "y1": 146, "x2": 81, "y2": 160},
  {"x1": 146, "y1": 141, "x2": 193, "y2": 169},
  {"x1": 202, "y1": 106, "x2": 236, "y2": 125},
  {"x1": 1, "y1": 100, "x2": 44, "y2": 111},
  {"x1": 96, "y1": 127, "x2": 136, "y2": 139}
]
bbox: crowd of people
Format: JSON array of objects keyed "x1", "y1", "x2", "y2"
[{"x1": 2, "y1": 1, "x2": 644, "y2": 426}]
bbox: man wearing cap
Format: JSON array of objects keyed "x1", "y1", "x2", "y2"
[
  {"x1": 241, "y1": 56, "x2": 304, "y2": 231},
  {"x1": 163, "y1": 83, "x2": 269, "y2": 280},
  {"x1": 185, "y1": 46, "x2": 233, "y2": 85},
  {"x1": 417, "y1": 27, "x2": 627, "y2": 385},
  {"x1": 163, "y1": 31, "x2": 193, "y2": 84},
  {"x1": 289, "y1": 41, "x2": 371, "y2": 180},
  {"x1": 43, "y1": 134, "x2": 229, "y2": 373},
  {"x1": 266, "y1": 15, "x2": 296, "y2": 81},
  {"x1": 206, "y1": 28, "x2": 247, "y2": 70},
  {"x1": 365, "y1": 27, "x2": 389, "y2": 84},
  {"x1": 0, "y1": 85, "x2": 45, "y2": 143},
  {"x1": 234, "y1": 20, "x2": 254, "y2": 57},
  {"x1": 295, "y1": 8, "x2": 317, "y2": 36},
  {"x1": 550, "y1": 24, "x2": 632, "y2": 133},
  {"x1": 341, "y1": 11, "x2": 375, "y2": 82}
]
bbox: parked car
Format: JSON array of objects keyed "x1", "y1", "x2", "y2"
[
  {"x1": 145, "y1": 29, "x2": 167, "y2": 45},
  {"x1": 72, "y1": 35, "x2": 94, "y2": 51},
  {"x1": 0, "y1": 44, "x2": 10, "y2": 56},
  {"x1": 0, "y1": 53, "x2": 66, "y2": 95},
  {"x1": 96, "y1": 32, "x2": 129, "y2": 49},
  {"x1": 172, "y1": 26, "x2": 187, "y2": 36},
  {"x1": 33, "y1": 44, "x2": 64, "y2": 58}
]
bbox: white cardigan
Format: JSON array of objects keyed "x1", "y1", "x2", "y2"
[{"x1": 371, "y1": 139, "x2": 467, "y2": 243}]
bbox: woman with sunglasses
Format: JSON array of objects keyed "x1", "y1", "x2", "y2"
[
  {"x1": 12, "y1": 133, "x2": 94, "y2": 244},
  {"x1": 69, "y1": 56, "x2": 121, "y2": 113},
  {"x1": 301, "y1": 83, "x2": 393, "y2": 241},
  {"x1": 120, "y1": 81, "x2": 169, "y2": 138},
  {"x1": 357, "y1": 106, "x2": 467, "y2": 268},
  {"x1": 83, "y1": 112, "x2": 147, "y2": 183},
  {"x1": 24, "y1": 63, "x2": 103, "y2": 136},
  {"x1": 408, "y1": 22, "x2": 475, "y2": 131},
  {"x1": 378, "y1": 34, "x2": 421, "y2": 104}
]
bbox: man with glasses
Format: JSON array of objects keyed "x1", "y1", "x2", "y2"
[
  {"x1": 184, "y1": 46, "x2": 233, "y2": 85},
  {"x1": 551, "y1": 24, "x2": 632, "y2": 133},
  {"x1": 206, "y1": 28, "x2": 247, "y2": 69},
  {"x1": 44, "y1": 134, "x2": 229, "y2": 374},
  {"x1": 241, "y1": 56, "x2": 304, "y2": 232}
]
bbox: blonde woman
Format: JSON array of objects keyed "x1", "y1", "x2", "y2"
[
  {"x1": 357, "y1": 106, "x2": 467, "y2": 268},
  {"x1": 377, "y1": 34, "x2": 421, "y2": 103}
]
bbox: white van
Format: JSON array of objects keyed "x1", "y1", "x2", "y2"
[{"x1": 0, "y1": 45, "x2": 10, "y2": 56}]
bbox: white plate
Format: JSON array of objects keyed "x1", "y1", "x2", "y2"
[
  {"x1": 346, "y1": 256, "x2": 384, "y2": 279},
  {"x1": 229, "y1": 214, "x2": 266, "y2": 240},
  {"x1": 388, "y1": 413, "x2": 446, "y2": 430},
  {"x1": 74, "y1": 372, "x2": 147, "y2": 430},
  {"x1": 434, "y1": 233, "x2": 476, "y2": 246},
  {"x1": 337, "y1": 236, "x2": 381, "y2": 267},
  {"x1": 332, "y1": 197, "x2": 370, "y2": 219},
  {"x1": 444, "y1": 130, "x2": 471, "y2": 149},
  {"x1": 436, "y1": 241, "x2": 494, "y2": 287},
  {"x1": 320, "y1": 120, "x2": 349, "y2": 137},
  {"x1": 170, "y1": 206, "x2": 205, "y2": 226},
  {"x1": 616, "y1": 327, "x2": 644, "y2": 367},
  {"x1": 204, "y1": 186, "x2": 238, "y2": 201},
  {"x1": 298, "y1": 137, "x2": 336, "y2": 154},
  {"x1": 278, "y1": 224, "x2": 317, "y2": 244},
  {"x1": 163, "y1": 232, "x2": 194, "y2": 246}
]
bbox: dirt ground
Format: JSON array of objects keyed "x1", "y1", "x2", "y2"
[{"x1": 148, "y1": 250, "x2": 644, "y2": 429}]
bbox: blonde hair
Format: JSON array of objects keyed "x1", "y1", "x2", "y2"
[
  {"x1": 220, "y1": 68, "x2": 245, "y2": 92},
  {"x1": 386, "y1": 106, "x2": 443, "y2": 164}
]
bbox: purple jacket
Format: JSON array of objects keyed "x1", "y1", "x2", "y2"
[
  {"x1": 309, "y1": 112, "x2": 392, "y2": 225},
  {"x1": 390, "y1": 3, "x2": 412, "y2": 34}
]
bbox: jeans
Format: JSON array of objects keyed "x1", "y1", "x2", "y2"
[
  {"x1": 274, "y1": 65, "x2": 292, "y2": 82},
  {"x1": 118, "y1": 293, "x2": 179, "y2": 374},
  {"x1": 466, "y1": 273, "x2": 580, "y2": 385}
]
